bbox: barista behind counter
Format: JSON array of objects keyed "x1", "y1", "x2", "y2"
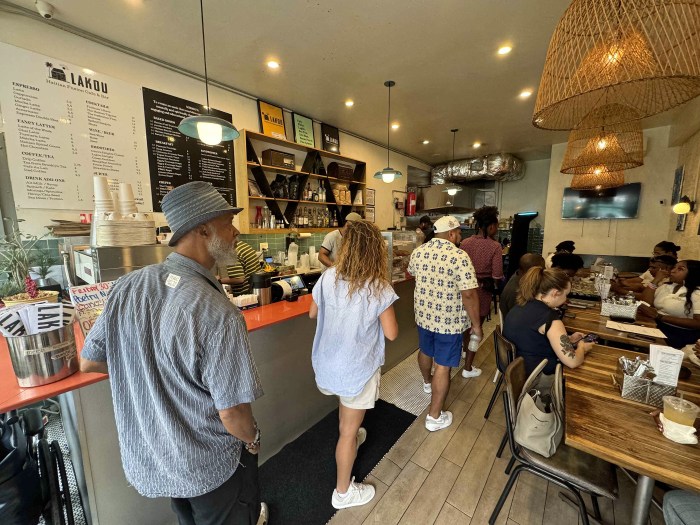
[
  {"x1": 319, "y1": 212, "x2": 363, "y2": 267},
  {"x1": 219, "y1": 239, "x2": 261, "y2": 295}
]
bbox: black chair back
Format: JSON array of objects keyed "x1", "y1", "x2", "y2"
[{"x1": 493, "y1": 326, "x2": 516, "y2": 375}]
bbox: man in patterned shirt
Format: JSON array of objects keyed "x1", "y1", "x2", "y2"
[
  {"x1": 408, "y1": 215, "x2": 481, "y2": 431},
  {"x1": 80, "y1": 182, "x2": 268, "y2": 525}
]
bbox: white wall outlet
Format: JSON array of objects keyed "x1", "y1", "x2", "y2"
[{"x1": 260, "y1": 242, "x2": 269, "y2": 250}]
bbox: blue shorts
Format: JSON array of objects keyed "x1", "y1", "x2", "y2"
[{"x1": 417, "y1": 326, "x2": 462, "y2": 367}]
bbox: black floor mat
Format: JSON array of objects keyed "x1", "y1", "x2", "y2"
[{"x1": 259, "y1": 399, "x2": 417, "y2": 525}]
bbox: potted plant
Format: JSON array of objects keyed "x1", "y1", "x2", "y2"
[{"x1": 0, "y1": 219, "x2": 58, "y2": 306}]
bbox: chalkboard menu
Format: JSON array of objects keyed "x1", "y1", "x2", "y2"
[{"x1": 142, "y1": 88, "x2": 236, "y2": 211}]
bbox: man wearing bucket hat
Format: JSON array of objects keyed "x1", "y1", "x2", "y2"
[
  {"x1": 408, "y1": 215, "x2": 482, "y2": 432},
  {"x1": 80, "y1": 181, "x2": 268, "y2": 525},
  {"x1": 319, "y1": 212, "x2": 363, "y2": 267}
]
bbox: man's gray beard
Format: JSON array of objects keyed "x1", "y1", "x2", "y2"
[{"x1": 207, "y1": 234, "x2": 237, "y2": 266}]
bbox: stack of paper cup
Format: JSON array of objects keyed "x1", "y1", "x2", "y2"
[
  {"x1": 93, "y1": 176, "x2": 114, "y2": 215},
  {"x1": 111, "y1": 190, "x2": 121, "y2": 213},
  {"x1": 118, "y1": 183, "x2": 138, "y2": 215}
]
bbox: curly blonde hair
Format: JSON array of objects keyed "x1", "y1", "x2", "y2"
[{"x1": 335, "y1": 220, "x2": 391, "y2": 299}]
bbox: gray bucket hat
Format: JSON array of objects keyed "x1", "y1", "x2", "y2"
[{"x1": 161, "y1": 182, "x2": 242, "y2": 246}]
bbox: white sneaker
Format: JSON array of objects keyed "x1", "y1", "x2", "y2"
[
  {"x1": 425, "y1": 411, "x2": 453, "y2": 431},
  {"x1": 257, "y1": 502, "x2": 268, "y2": 525},
  {"x1": 356, "y1": 427, "x2": 367, "y2": 450},
  {"x1": 461, "y1": 366, "x2": 482, "y2": 379},
  {"x1": 332, "y1": 477, "x2": 376, "y2": 509},
  {"x1": 423, "y1": 381, "x2": 432, "y2": 394}
]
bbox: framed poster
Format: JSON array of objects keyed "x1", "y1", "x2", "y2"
[
  {"x1": 293, "y1": 113, "x2": 315, "y2": 147},
  {"x1": 366, "y1": 188, "x2": 376, "y2": 206},
  {"x1": 676, "y1": 213, "x2": 687, "y2": 232},
  {"x1": 321, "y1": 123, "x2": 340, "y2": 153},
  {"x1": 672, "y1": 166, "x2": 684, "y2": 204},
  {"x1": 257, "y1": 100, "x2": 286, "y2": 139},
  {"x1": 365, "y1": 206, "x2": 375, "y2": 223}
]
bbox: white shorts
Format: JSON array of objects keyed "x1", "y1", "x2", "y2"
[{"x1": 319, "y1": 368, "x2": 381, "y2": 410}]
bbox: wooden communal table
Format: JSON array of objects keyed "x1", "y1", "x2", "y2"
[
  {"x1": 564, "y1": 345, "x2": 700, "y2": 525},
  {"x1": 563, "y1": 302, "x2": 666, "y2": 350}
]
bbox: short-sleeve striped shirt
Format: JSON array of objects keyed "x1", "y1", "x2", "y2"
[
  {"x1": 81, "y1": 253, "x2": 263, "y2": 498},
  {"x1": 226, "y1": 241, "x2": 260, "y2": 295}
]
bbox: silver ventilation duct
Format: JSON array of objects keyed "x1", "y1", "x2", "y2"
[{"x1": 431, "y1": 153, "x2": 525, "y2": 184}]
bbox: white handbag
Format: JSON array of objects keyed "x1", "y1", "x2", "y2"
[{"x1": 513, "y1": 359, "x2": 564, "y2": 458}]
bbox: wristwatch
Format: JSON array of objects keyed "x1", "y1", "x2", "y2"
[{"x1": 245, "y1": 425, "x2": 261, "y2": 452}]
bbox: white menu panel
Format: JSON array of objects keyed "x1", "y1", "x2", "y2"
[{"x1": 0, "y1": 43, "x2": 152, "y2": 211}]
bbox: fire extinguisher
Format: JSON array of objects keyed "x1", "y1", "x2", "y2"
[{"x1": 406, "y1": 191, "x2": 417, "y2": 216}]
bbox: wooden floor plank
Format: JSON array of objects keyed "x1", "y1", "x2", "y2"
[
  {"x1": 361, "y1": 461, "x2": 429, "y2": 525},
  {"x1": 446, "y1": 420, "x2": 505, "y2": 516},
  {"x1": 411, "y1": 399, "x2": 471, "y2": 471},
  {"x1": 508, "y1": 470, "x2": 548, "y2": 525},
  {"x1": 385, "y1": 409, "x2": 430, "y2": 469},
  {"x1": 470, "y1": 449, "x2": 517, "y2": 525},
  {"x1": 434, "y1": 502, "x2": 471, "y2": 525},
  {"x1": 542, "y1": 479, "x2": 580, "y2": 525},
  {"x1": 398, "y1": 458, "x2": 462, "y2": 525},
  {"x1": 371, "y1": 457, "x2": 402, "y2": 486},
  {"x1": 441, "y1": 395, "x2": 489, "y2": 467}
]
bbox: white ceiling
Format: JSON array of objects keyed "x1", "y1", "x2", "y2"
[{"x1": 2, "y1": 0, "x2": 688, "y2": 164}]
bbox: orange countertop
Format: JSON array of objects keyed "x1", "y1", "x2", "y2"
[{"x1": 0, "y1": 296, "x2": 314, "y2": 413}]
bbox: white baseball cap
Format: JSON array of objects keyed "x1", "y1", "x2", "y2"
[{"x1": 433, "y1": 215, "x2": 461, "y2": 233}]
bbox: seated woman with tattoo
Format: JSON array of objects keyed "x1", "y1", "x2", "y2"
[{"x1": 503, "y1": 267, "x2": 594, "y2": 376}]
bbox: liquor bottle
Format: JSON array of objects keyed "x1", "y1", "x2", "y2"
[
  {"x1": 308, "y1": 207, "x2": 314, "y2": 227},
  {"x1": 332, "y1": 211, "x2": 338, "y2": 228},
  {"x1": 313, "y1": 183, "x2": 320, "y2": 202},
  {"x1": 306, "y1": 183, "x2": 312, "y2": 201},
  {"x1": 319, "y1": 181, "x2": 325, "y2": 202}
]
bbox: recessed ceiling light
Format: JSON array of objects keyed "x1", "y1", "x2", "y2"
[
  {"x1": 266, "y1": 60, "x2": 280, "y2": 69},
  {"x1": 498, "y1": 45, "x2": 512, "y2": 55},
  {"x1": 83, "y1": 68, "x2": 95, "y2": 75},
  {"x1": 431, "y1": 153, "x2": 441, "y2": 157},
  {"x1": 391, "y1": 123, "x2": 400, "y2": 130},
  {"x1": 473, "y1": 142, "x2": 482, "y2": 148},
  {"x1": 519, "y1": 89, "x2": 532, "y2": 99},
  {"x1": 422, "y1": 140, "x2": 430, "y2": 145},
  {"x1": 345, "y1": 100, "x2": 354, "y2": 107}
]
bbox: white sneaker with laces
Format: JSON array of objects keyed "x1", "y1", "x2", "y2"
[
  {"x1": 257, "y1": 502, "x2": 268, "y2": 525},
  {"x1": 356, "y1": 427, "x2": 367, "y2": 450},
  {"x1": 461, "y1": 366, "x2": 482, "y2": 379},
  {"x1": 423, "y1": 381, "x2": 432, "y2": 394},
  {"x1": 332, "y1": 477, "x2": 376, "y2": 509},
  {"x1": 425, "y1": 410, "x2": 453, "y2": 431}
]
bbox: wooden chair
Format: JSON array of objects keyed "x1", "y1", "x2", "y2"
[
  {"x1": 483, "y1": 326, "x2": 515, "y2": 419},
  {"x1": 489, "y1": 358, "x2": 618, "y2": 525}
]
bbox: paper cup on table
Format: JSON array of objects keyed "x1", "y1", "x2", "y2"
[
  {"x1": 599, "y1": 283, "x2": 611, "y2": 300},
  {"x1": 111, "y1": 190, "x2": 120, "y2": 211}
]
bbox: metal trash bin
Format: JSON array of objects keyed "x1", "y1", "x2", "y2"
[{"x1": 5, "y1": 322, "x2": 79, "y2": 387}]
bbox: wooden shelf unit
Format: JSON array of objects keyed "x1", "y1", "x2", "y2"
[{"x1": 235, "y1": 129, "x2": 367, "y2": 233}]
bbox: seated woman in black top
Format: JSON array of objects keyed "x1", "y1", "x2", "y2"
[{"x1": 503, "y1": 267, "x2": 593, "y2": 376}]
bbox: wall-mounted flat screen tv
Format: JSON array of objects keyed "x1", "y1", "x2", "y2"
[{"x1": 561, "y1": 182, "x2": 641, "y2": 220}]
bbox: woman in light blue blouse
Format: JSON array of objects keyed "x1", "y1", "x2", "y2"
[{"x1": 310, "y1": 220, "x2": 399, "y2": 510}]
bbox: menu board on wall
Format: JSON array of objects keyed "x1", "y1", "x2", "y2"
[
  {"x1": 0, "y1": 43, "x2": 151, "y2": 211},
  {"x1": 142, "y1": 88, "x2": 236, "y2": 211}
]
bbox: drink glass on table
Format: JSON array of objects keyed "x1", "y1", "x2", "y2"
[{"x1": 663, "y1": 396, "x2": 700, "y2": 426}]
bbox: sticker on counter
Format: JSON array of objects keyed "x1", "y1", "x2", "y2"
[{"x1": 165, "y1": 273, "x2": 181, "y2": 288}]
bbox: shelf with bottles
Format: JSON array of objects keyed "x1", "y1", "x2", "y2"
[
  {"x1": 251, "y1": 202, "x2": 342, "y2": 230},
  {"x1": 247, "y1": 228, "x2": 335, "y2": 234},
  {"x1": 235, "y1": 129, "x2": 367, "y2": 234}
]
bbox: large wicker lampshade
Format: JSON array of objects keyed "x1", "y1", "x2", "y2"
[
  {"x1": 561, "y1": 104, "x2": 644, "y2": 174},
  {"x1": 571, "y1": 171, "x2": 625, "y2": 190},
  {"x1": 533, "y1": 0, "x2": 700, "y2": 130}
]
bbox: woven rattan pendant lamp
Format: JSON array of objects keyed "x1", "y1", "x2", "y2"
[
  {"x1": 533, "y1": 0, "x2": 700, "y2": 130},
  {"x1": 561, "y1": 104, "x2": 644, "y2": 174},
  {"x1": 571, "y1": 171, "x2": 625, "y2": 190}
]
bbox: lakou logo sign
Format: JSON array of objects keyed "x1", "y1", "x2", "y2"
[{"x1": 45, "y1": 61, "x2": 108, "y2": 93}]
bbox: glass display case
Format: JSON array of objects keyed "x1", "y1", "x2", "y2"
[{"x1": 382, "y1": 231, "x2": 417, "y2": 283}]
